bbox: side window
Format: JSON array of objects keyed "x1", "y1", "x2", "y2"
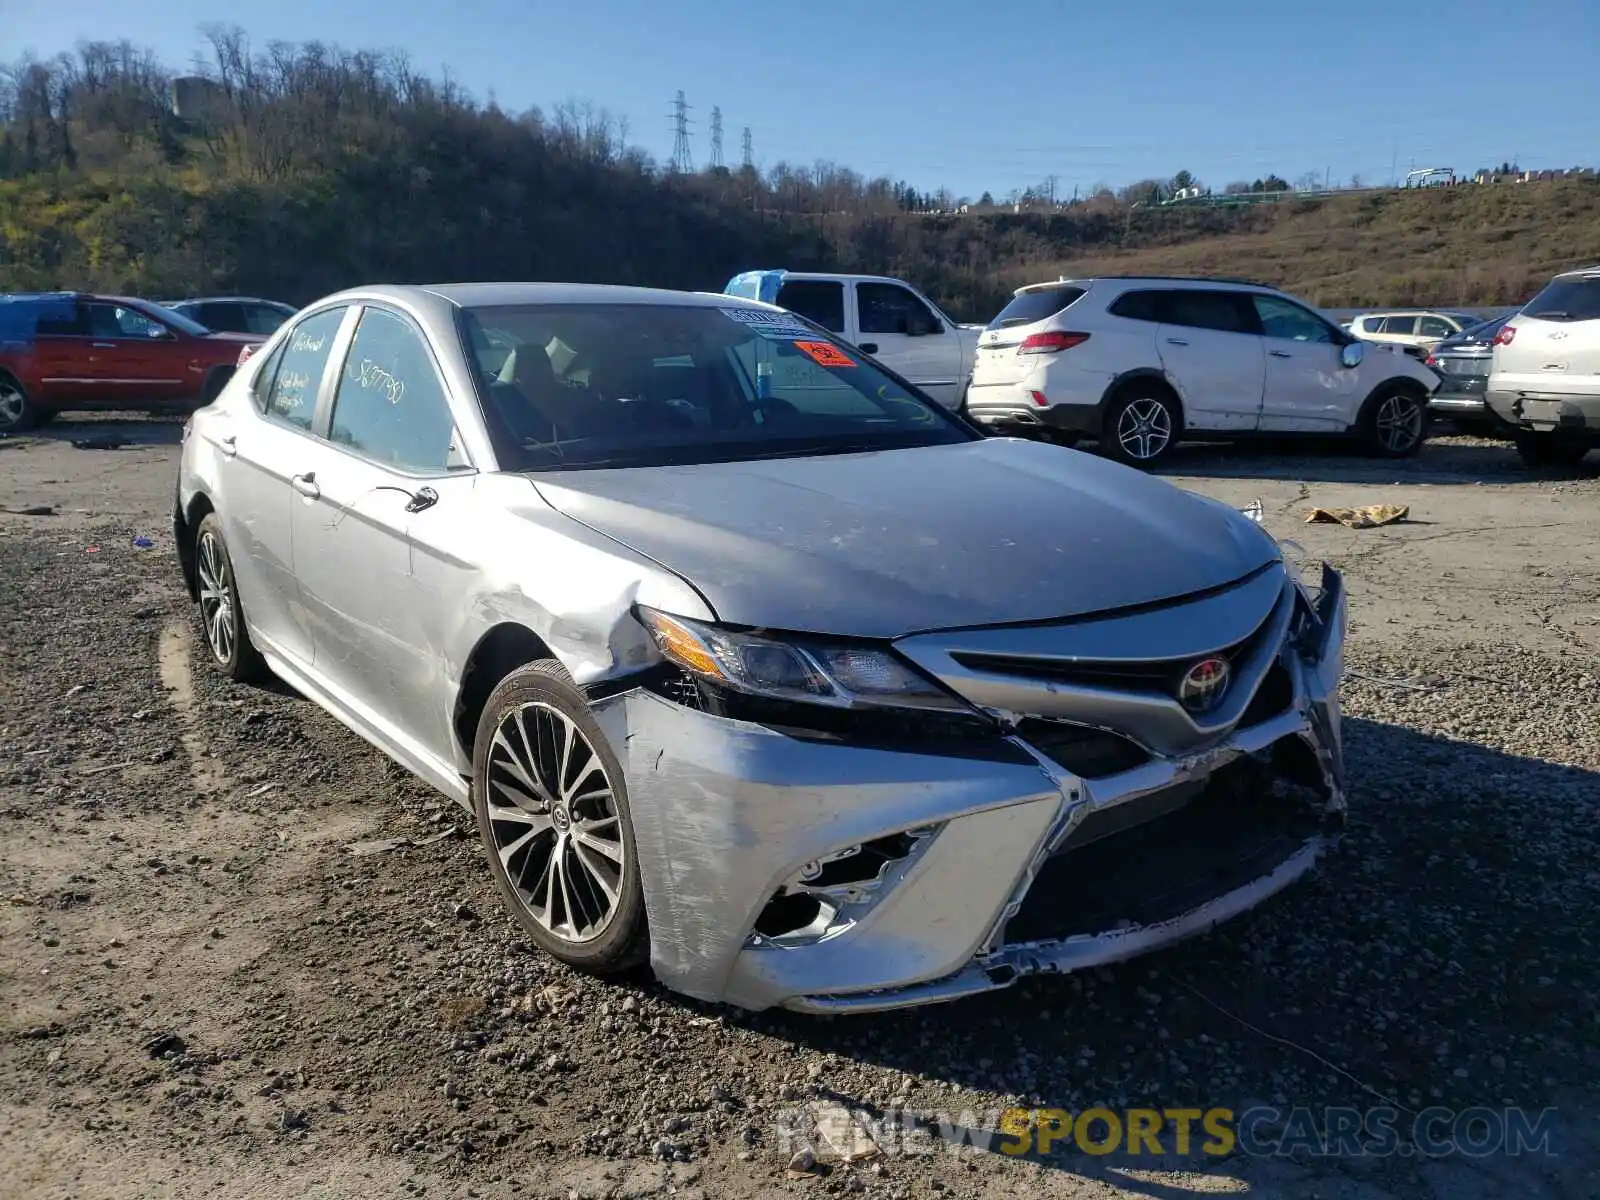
[
  {"x1": 328, "y1": 307, "x2": 458, "y2": 472},
  {"x1": 1164, "y1": 291, "x2": 1256, "y2": 334},
  {"x1": 262, "y1": 307, "x2": 345, "y2": 431},
  {"x1": 198, "y1": 303, "x2": 248, "y2": 333},
  {"x1": 1252, "y1": 295, "x2": 1335, "y2": 343},
  {"x1": 245, "y1": 304, "x2": 291, "y2": 335},
  {"x1": 1381, "y1": 315, "x2": 1417, "y2": 336},
  {"x1": 36, "y1": 304, "x2": 88, "y2": 336},
  {"x1": 1107, "y1": 290, "x2": 1170, "y2": 323},
  {"x1": 1417, "y1": 316, "x2": 1453, "y2": 339},
  {"x1": 775, "y1": 280, "x2": 846, "y2": 333},
  {"x1": 87, "y1": 303, "x2": 168, "y2": 340},
  {"x1": 857, "y1": 282, "x2": 944, "y2": 336},
  {"x1": 1357, "y1": 317, "x2": 1382, "y2": 335}
]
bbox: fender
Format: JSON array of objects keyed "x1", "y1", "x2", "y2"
[{"x1": 1097, "y1": 367, "x2": 1178, "y2": 417}]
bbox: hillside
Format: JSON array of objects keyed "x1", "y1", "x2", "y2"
[{"x1": 2, "y1": 36, "x2": 1598, "y2": 322}]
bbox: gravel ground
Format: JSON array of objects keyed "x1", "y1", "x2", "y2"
[{"x1": 2, "y1": 419, "x2": 1598, "y2": 1199}]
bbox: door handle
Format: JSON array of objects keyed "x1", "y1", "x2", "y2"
[
  {"x1": 859, "y1": 342, "x2": 879, "y2": 355},
  {"x1": 1165, "y1": 338, "x2": 1189, "y2": 346},
  {"x1": 91, "y1": 341, "x2": 116, "y2": 349},
  {"x1": 1270, "y1": 350, "x2": 1293, "y2": 359},
  {"x1": 217, "y1": 434, "x2": 238, "y2": 457},
  {"x1": 290, "y1": 472, "x2": 320, "y2": 499}
]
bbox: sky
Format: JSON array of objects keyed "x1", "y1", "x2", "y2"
[{"x1": 5, "y1": 0, "x2": 1597, "y2": 201}]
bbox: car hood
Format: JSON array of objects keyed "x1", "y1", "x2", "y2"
[{"x1": 527, "y1": 439, "x2": 1279, "y2": 638}]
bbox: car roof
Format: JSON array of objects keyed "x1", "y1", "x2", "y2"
[
  {"x1": 168, "y1": 295, "x2": 292, "y2": 306},
  {"x1": 310, "y1": 282, "x2": 768, "y2": 310},
  {"x1": 1020, "y1": 275, "x2": 1277, "y2": 293},
  {"x1": 762, "y1": 271, "x2": 927, "y2": 288},
  {"x1": 1552, "y1": 264, "x2": 1600, "y2": 279}
]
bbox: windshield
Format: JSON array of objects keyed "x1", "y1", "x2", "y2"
[
  {"x1": 458, "y1": 303, "x2": 976, "y2": 471},
  {"x1": 140, "y1": 301, "x2": 213, "y2": 338}
]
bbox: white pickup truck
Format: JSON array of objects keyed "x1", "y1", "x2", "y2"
[{"x1": 722, "y1": 269, "x2": 982, "y2": 410}]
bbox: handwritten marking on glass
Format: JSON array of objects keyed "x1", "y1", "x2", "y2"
[
  {"x1": 352, "y1": 358, "x2": 406, "y2": 405},
  {"x1": 291, "y1": 331, "x2": 327, "y2": 354}
]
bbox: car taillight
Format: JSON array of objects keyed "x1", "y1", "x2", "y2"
[
  {"x1": 1017, "y1": 331, "x2": 1091, "y2": 354},
  {"x1": 237, "y1": 344, "x2": 258, "y2": 366},
  {"x1": 1493, "y1": 325, "x2": 1516, "y2": 346},
  {"x1": 1425, "y1": 353, "x2": 1438, "y2": 366}
]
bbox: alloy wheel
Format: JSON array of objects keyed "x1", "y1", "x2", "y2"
[
  {"x1": 485, "y1": 702, "x2": 627, "y2": 944},
  {"x1": 196, "y1": 529, "x2": 237, "y2": 664},
  {"x1": 1375, "y1": 393, "x2": 1424, "y2": 453},
  {"x1": 0, "y1": 381, "x2": 26, "y2": 429},
  {"x1": 1116, "y1": 397, "x2": 1173, "y2": 460}
]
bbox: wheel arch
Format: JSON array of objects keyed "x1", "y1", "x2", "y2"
[
  {"x1": 1097, "y1": 367, "x2": 1180, "y2": 418},
  {"x1": 177, "y1": 492, "x2": 216, "y2": 602},
  {"x1": 1354, "y1": 374, "x2": 1431, "y2": 428},
  {"x1": 453, "y1": 622, "x2": 558, "y2": 765}
]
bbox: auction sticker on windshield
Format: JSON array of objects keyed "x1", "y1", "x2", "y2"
[
  {"x1": 794, "y1": 340, "x2": 856, "y2": 368},
  {"x1": 719, "y1": 307, "x2": 816, "y2": 339}
]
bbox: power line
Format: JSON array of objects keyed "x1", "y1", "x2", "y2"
[
  {"x1": 669, "y1": 90, "x2": 693, "y2": 173},
  {"x1": 709, "y1": 105, "x2": 724, "y2": 170}
]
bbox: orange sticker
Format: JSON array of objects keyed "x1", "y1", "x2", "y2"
[{"x1": 794, "y1": 340, "x2": 857, "y2": 368}]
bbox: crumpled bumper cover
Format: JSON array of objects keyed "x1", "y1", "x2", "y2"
[{"x1": 594, "y1": 568, "x2": 1349, "y2": 1014}]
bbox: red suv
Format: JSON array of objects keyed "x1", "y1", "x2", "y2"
[{"x1": 0, "y1": 292, "x2": 267, "y2": 432}]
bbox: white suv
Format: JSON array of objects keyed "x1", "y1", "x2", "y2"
[
  {"x1": 965, "y1": 275, "x2": 1441, "y2": 467},
  {"x1": 1486, "y1": 265, "x2": 1600, "y2": 467}
]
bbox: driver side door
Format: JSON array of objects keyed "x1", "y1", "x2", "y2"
[
  {"x1": 851, "y1": 281, "x2": 964, "y2": 406},
  {"x1": 82, "y1": 302, "x2": 187, "y2": 404},
  {"x1": 1252, "y1": 295, "x2": 1362, "y2": 431}
]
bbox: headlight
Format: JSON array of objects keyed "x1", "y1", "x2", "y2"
[{"x1": 637, "y1": 607, "x2": 965, "y2": 711}]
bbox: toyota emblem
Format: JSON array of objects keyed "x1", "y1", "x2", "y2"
[{"x1": 1178, "y1": 656, "x2": 1231, "y2": 713}]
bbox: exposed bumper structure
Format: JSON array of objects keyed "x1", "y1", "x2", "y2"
[
  {"x1": 1486, "y1": 388, "x2": 1600, "y2": 435},
  {"x1": 599, "y1": 562, "x2": 1348, "y2": 1013}
]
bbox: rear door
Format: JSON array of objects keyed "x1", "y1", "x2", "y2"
[
  {"x1": 851, "y1": 281, "x2": 964, "y2": 405},
  {"x1": 773, "y1": 279, "x2": 847, "y2": 338},
  {"x1": 31, "y1": 300, "x2": 101, "y2": 405},
  {"x1": 1149, "y1": 289, "x2": 1265, "y2": 431}
]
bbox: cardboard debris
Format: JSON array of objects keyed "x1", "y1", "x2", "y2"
[{"x1": 1304, "y1": 504, "x2": 1409, "y2": 529}]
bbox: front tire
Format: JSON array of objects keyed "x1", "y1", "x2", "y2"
[
  {"x1": 1513, "y1": 433, "x2": 1591, "y2": 467},
  {"x1": 1361, "y1": 386, "x2": 1428, "y2": 457},
  {"x1": 1102, "y1": 387, "x2": 1182, "y2": 468},
  {"x1": 472, "y1": 660, "x2": 648, "y2": 974},
  {"x1": 192, "y1": 512, "x2": 269, "y2": 682}
]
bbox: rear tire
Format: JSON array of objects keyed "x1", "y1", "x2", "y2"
[
  {"x1": 1101, "y1": 386, "x2": 1182, "y2": 468},
  {"x1": 0, "y1": 373, "x2": 39, "y2": 433},
  {"x1": 192, "y1": 512, "x2": 269, "y2": 683},
  {"x1": 472, "y1": 659, "x2": 649, "y2": 975},
  {"x1": 1513, "y1": 433, "x2": 1591, "y2": 467}
]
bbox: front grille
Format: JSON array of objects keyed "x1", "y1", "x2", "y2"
[
  {"x1": 952, "y1": 603, "x2": 1278, "y2": 704},
  {"x1": 1002, "y1": 752, "x2": 1322, "y2": 945}
]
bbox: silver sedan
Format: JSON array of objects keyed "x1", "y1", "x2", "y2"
[{"x1": 173, "y1": 282, "x2": 1349, "y2": 1013}]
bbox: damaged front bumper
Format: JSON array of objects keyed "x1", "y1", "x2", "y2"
[{"x1": 593, "y1": 563, "x2": 1348, "y2": 1014}]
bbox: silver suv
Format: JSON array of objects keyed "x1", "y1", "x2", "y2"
[
  {"x1": 1487, "y1": 265, "x2": 1600, "y2": 466},
  {"x1": 965, "y1": 275, "x2": 1441, "y2": 467}
]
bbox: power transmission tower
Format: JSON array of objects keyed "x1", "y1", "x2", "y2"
[
  {"x1": 669, "y1": 90, "x2": 693, "y2": 172},
  {"x1": 709, "y1": 106, "x2": 724, "y2": 169},
  {"x1": 741, "y1": 126, "x2": 753, "y2": 169}
]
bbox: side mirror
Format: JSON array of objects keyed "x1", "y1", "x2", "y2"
[{"x1": 1340, "y1": 341, "x2": 1365, "y2": 369}]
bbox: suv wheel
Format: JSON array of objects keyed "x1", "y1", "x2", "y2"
[
  {"x1": 1361, "y1": 385, "x2": 1428, "y2": 457},
  {"x1": 1102, "y1": 388, "x2": 1182, "y2": 468},
  {"x1": 0, "y1": 374, "x2": 38, "y2": 433},
  {"x1": 1513, "y1": 432, "x2": 1591, "y2": 467}
]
